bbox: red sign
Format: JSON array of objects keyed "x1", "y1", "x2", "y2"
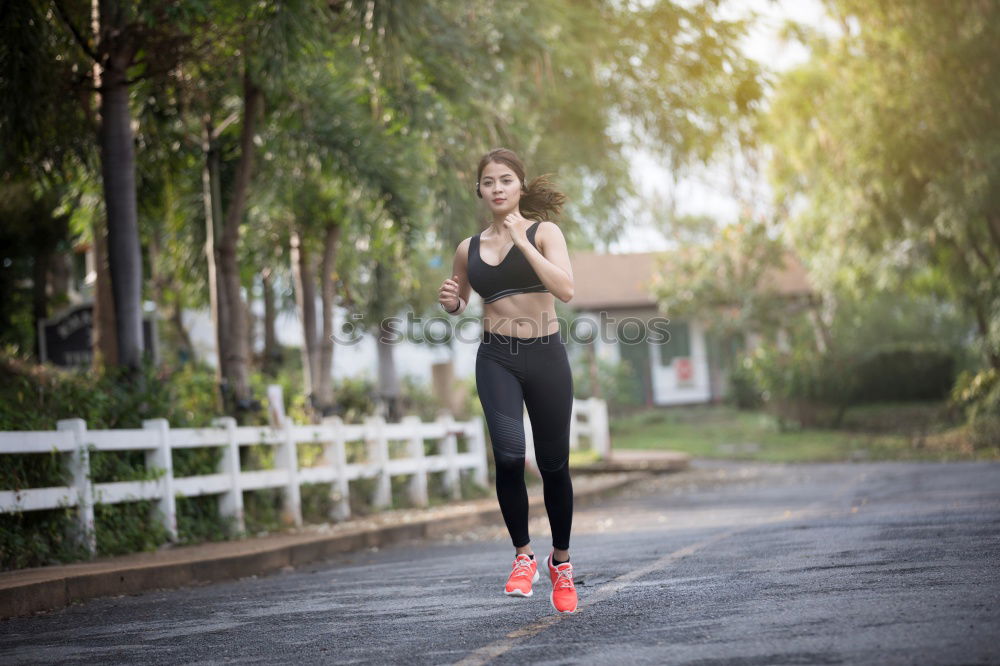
[{"x1": 675, "y1": 357, "x2": 693, "y2": 386}]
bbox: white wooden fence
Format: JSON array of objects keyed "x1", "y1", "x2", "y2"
[
  {"x1": 0, "y1": 413, "x2": 487, "y2": 555},
  {"x1": 0, "y1": 397, "x2": 610, "y2": 556}
]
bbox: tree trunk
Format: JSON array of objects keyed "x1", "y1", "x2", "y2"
[
  {"x1": 203, "y1": 121, "x2": 226, "y2": 411},
  {"x1": 971, "y1": 298, "x2": 1000, "y2": 371},
  {"x1": 215, "y1": 69, "x2": 261, "y2": 411},
  {"x1": 32, "y1": 246, "x2": 50, "y2": 362},
  {"x1": 169, "y1": 295, "x2": 193, "y2": 359},
  {"x1": 92, "y1": 218, "x2": 118, "y2": 368},
  {"x1": 807, "y1": 296, "x2": 832, "y2": 354},
  {"x1": 290, "y1": 227, "x2": 319, "y2": 417},
  {"x1": 315, "y1": 223, "x2": 342, "y2": 414},
  {"x1": 261, "y1": 268, "x2": 280, "y2": 375},
  {"x1": 244, "y1": 297, "x2": 256, "y2": 369},
  {"x1": 96, "y1": 28, "x2": 143, "y2": 370},
  {"x1": 376, "y1": 318, "x2": 402, "y2": 422}
]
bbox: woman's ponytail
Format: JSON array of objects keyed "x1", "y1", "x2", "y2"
[{"x1": 519, "y1": 173, "x2": 567, "y2": 222}]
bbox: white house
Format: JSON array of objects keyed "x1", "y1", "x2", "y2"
[{"x1": 565, "y1": 250, "x2": 813, "y2": 406}]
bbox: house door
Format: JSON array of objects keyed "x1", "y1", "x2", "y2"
[{"x1": 617, "y1": 321, "x2": 651, "y2": 406}]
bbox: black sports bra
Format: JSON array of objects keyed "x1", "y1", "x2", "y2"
[{"x1": 468, "y1": 221, "x2": 550, "y2": 304}]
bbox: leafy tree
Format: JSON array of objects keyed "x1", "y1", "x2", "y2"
[
  {"x1": 767, "y1": 0, "x2": 1000, "y2": 368},
  {"x1": 651, "y1": 218, "x2": 815, "y2": 347}
]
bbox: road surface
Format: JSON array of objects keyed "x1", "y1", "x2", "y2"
[{"x1": 2, "y1": 461, "x2": 998, "y2": 665}]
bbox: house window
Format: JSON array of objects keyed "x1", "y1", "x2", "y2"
[{"x1": 658, "y1": 320, "x2": 691, "y2": 366}]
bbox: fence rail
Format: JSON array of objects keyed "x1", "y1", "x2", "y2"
[
  {"x1": 0, "y1": 397, "x2": 610, "y2": 556},
  {"x1": 0, "y1": 412, "x2": 488, "y2": 555}
]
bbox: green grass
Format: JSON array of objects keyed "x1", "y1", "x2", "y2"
[{"x1": 609, "y1": 404, "x2": 998, "y2": 463}]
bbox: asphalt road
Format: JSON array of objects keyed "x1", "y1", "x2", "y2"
[{"x1": 2, "y1": 461, "x2": 998, "y2": 665}]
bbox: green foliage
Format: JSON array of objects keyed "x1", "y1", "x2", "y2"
[
  {"x1": 243, "y1": 489, "x2": 284, "y2": 536},
  {"x1": 951, "y1": 369, "x2": 1000, "y2": 450},
  {"x1": 90, "y1": 445, "x2": 166, "y2": 484},
  {"x1": 348, "y1": 477, "x2": 379, "y2": 517},
  {"x1": 0, "y1": 508, "x2": 90, "y2": 571},
  {"x1": 333, "y1": 376, "x2": 377, "y2": 424},
  {"x1": 94, "y1": 501, "x2": 169, "y2": 557},
  {"x1": 0, "y1": 351, "x2": 219, "y2": 430},
  {"x1": 300, "y1": 483, "x2": 336, "y2": 524},
  {"x1": 745, "y1": 344, "x2": 857, "y2": 429},
  {"x1": 176, "y1": 495, "x2": 233, "y2": 544},
  {"x1": 853, "y1": 345, "x2": 956, "y2": 403},
  {"x1": 571, "y1": 352, "x2": 644, "y2": 415},
  {"x1": 767, "y1": 1, "x2": 1000, "y2": 368},
  {"x1": 173, "y1": 447, "x2": 222, "y2": 478},
  {"x1": 727, "y1": 357, "x2": 764, "y2": 409},
  {"x1": 652, "y1": 220, "x2": 792, "y2": 338},
  {"x1": 744, "y1": 339, "x2": 959, "y2": 429},
  {"x1": 398, "y1": 374, "x2": 442, "y2": 422},
  {"x1": 0, "y1": 449, "x2": 67, "y2": 491}
]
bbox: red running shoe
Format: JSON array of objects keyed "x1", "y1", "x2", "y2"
[
  {"x1": 544, "y1": 552, "x2": 578, "y2": 613},
  {"x1": 504, "y1": 553, "x2": 539, "y2": 597}
]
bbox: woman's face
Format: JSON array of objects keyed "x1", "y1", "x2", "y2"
[{"x1": 480, "y1": 161, "x2": 521, "y2": 214}]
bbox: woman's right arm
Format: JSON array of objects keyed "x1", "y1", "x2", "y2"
[{"x1": 439, "y1": 238, "x2": 472, "y2": 315}]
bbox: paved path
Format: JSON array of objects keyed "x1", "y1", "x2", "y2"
[{"x1": 2, "y1": 461, "x2": 998, "y2": 665}]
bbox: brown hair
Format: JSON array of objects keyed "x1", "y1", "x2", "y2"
[{"x1": 476, "y1": 148, "x2": 567, "y2": 222}]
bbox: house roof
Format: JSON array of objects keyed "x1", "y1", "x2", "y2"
[{"x1": 567, "y1": 250, "x2": 812, "y2": 310}]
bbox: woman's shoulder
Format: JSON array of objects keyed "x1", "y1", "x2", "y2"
[{"x1": 534, "y1": 220, "x2": 563, "y2": 243}]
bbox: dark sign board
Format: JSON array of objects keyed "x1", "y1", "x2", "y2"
[{"x1": 38, "y1": 302, "x2": 158, "y2": 367}]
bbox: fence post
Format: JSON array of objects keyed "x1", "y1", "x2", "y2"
[
  {"x1": 143, "y1": 418, "x2": 177, "y2": 541},
  {"x1": 469, "y1": 415, "x2": 489, "y2": 488},
  {"x1": 437, "y1": 412, "x2": 461, "y2": 500},
  {"x1": 590, "y1": 397, "x2": 610, "y2": 459},
  {"x1": 279, "y1": 417, "x2": 303, "y2": 527},
  {"x1": 569, "y1": 398, "x2": 581, "y2": 451},
  {"x1": 401, "y1": 415, "x2": 428, "y2": 507},
  {"x1": 322, "y1": 415, "x2": 351, "y2": 521},
  {"x1": 366, "y1": 415, "x2": 391, "y2": 509},
  {"x1": 522, "y1": 408, "x2": 539, "y2": 478},
  {"x1": 213, "y1": 416, "x2": 245, "y2": 534},
  {"x1": 58, "y1": 418, "x2": 95, "y2": 556}
]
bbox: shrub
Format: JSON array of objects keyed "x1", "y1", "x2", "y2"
[
  {"x1": 853, "y1": 344, "x2": 956, "y2": 403},
  {"x1": 746, "y1": 344, "x2": 857, "y2": 429},
  {"x1": 94, "y1": 500, "x2": 170, "y2": 556},
  {"x1": 0, "y1": 508, "x2": 89, "y2": 571},
  {"x1": 399, "y1": 374, "x2": 442, "y2": 421},
  {"x1": 333, "y1": 375, "x2": 377, "y2": 423},
  {"x1": 571, "y1": 354, "x2": 644, "y2": 415},
  {"x1": 951, "y1": 368, "x2": 1000, "y2": 450},
  {"x1": 727, "y1": 356, "x2": 763, "y2": 409}
]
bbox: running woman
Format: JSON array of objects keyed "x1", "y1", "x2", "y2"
[{"x1": 437, "y1": 147, "x2": 578, "y2": 614}]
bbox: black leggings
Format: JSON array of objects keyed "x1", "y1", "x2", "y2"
[{"x1": 475, "y1": 329, "x2": 574, "y2": 551}]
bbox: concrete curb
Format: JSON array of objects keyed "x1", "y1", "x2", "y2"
[{"x1": 0, "y1": 473, "x2": 649, "y2": 620}]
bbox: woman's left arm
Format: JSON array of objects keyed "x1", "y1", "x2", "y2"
[{"x1": 518, "y1": 221, "x2": 575, "y2": 302}]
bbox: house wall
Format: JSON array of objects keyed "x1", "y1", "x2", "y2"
[
  {"x1": 574, "y1": 307, "x2": 713, "y2": 406},
  {"x1": 648, "y1": 319, "x2": 712, "y2": 405}
]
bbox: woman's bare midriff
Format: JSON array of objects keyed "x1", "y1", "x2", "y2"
[{"x1": 482, "y1": 291, "x2": 560, "y2": 338}]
